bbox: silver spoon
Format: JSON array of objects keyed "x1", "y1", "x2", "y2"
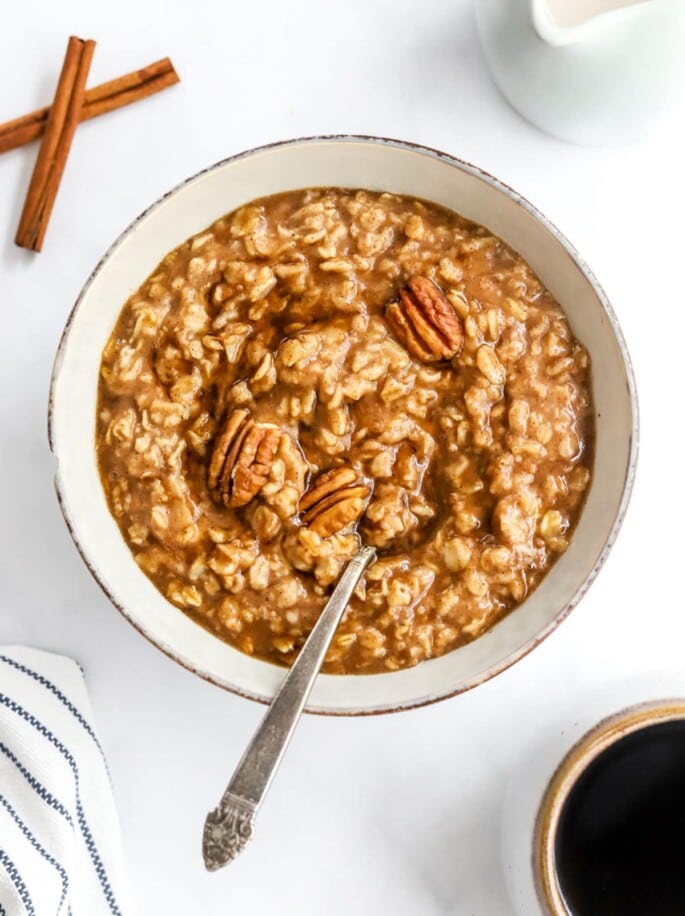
[{"x1": 202, "y1": 544, "x2": 376, "y2": 870}]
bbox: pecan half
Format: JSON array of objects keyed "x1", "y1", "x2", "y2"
[
  {"x1": 208, "y1": 408, "x2": 281, "y2": 508},
  {"x1": 385, "y1": 275, "x2": 464, "y2": 362},
  {"x1": 299, "y1": 467, "x2": 370, "y2": 538}
]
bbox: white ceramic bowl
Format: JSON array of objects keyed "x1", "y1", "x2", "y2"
[{"x1": 49, "y1": 136, "x2": 638, "y2": 715}]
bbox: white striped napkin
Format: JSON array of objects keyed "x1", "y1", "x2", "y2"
[{"x1": 0, "y1": 646, "x2": 130, "y2": 915}]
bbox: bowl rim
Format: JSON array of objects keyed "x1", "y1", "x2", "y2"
[{"x1": 48, "y1": 133, "x2": 639, "y2": 716}]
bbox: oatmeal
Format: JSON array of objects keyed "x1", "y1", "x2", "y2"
[{"x1": 96, "y1": 188, "x2": 592, "y2": 674}]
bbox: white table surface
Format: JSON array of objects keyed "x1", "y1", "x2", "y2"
[{"x1": 2, "y1": 1, "x2": 685, "y2": 913}]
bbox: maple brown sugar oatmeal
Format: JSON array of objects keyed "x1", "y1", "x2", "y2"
[{"x1": 96, "y1": 188, "x2": 593, "y2": 674}]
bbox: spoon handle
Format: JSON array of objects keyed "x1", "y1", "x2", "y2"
[{"x1": 202, "y1": 544, "x2": 376, "y2": 870}]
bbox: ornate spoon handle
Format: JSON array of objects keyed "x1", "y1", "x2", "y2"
[{"x1": 203, "y1": 544, "x2": 376, "y2": 871}]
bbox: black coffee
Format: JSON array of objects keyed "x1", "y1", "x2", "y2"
[{"x1": 555, "y1": 720, "x2": 685, "y2": 915}]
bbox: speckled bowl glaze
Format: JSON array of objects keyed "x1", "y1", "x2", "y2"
[{"x1": 49, "y1": 136, "x2": 638, "y2": 715}]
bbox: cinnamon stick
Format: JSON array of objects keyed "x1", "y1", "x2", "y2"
[
  {"x1": 0, "y1": 58, "x2": 179, "y2": 155},
  {"x1": 15, "y1": 37, "x2": 95, "y2": 251}
]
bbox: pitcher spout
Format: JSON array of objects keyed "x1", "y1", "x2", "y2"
[{"x1": 532, "y1": 0, "x2": 649, "y2": 47}]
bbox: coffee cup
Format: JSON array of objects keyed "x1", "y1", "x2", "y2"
[
  {"x1": 502, "y1": 677, "x2": 685, "y2": 914},
  {"x1": 536, "y1": 700, "x2": 685, "y2": 914}
]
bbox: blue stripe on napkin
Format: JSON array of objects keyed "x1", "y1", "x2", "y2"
[
  {"x1": 0, "y1": 740, "x2": 74, "y2": 828},
  {"x1": 0, "y1": 655, "x2": 105, "y2": 763},
  {"x1": 0, "y1": 694, "x2": 121, "y2": 916},
  {"x1": 0, "y1": 793, "x2": 69, "y2": 912},
  {"x1": 0, "y1": 849, "x2": 35, "y2": 916}
]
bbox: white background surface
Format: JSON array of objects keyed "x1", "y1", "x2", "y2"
[{"x1": 2, "y1": 2, "x2": 685, "y2": 913}]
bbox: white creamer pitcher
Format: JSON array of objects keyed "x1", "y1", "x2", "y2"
[{"x1": 476, "y1": 0, "x2": 685, "y2": 145}]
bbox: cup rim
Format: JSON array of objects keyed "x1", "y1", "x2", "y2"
[
  {"x1": 534, "y1": 698, "x2": 685, "y2": 914},
  {"x1": 48, "y1": 134, "x2": 640, "y2": 714}
]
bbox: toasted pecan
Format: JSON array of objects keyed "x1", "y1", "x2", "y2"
[
  {"x1": 300, "y1": 466, "x2": 370, "y2": 537},
  {"x1": 386, "y1": 275, "x2": 464, "y2": 362},
  {"x1": 208, "y1": 409, "x2": 281, "y2": 508}
]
